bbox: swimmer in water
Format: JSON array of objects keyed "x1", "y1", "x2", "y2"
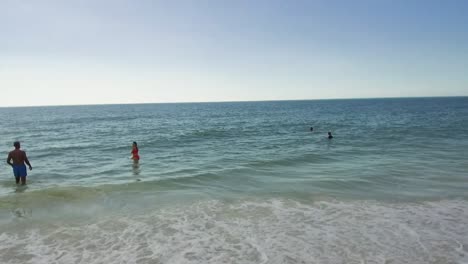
[
  {"x1": 310, "y1": 127, "x2": 314, "y2": 132},
  {"x1": 328, "y1": 132, "x2": 333, "y2": 139},
  {"x1": 6, "y1": 141, "x2": 32, "y2": 185},
  {"x1": 131, "y1": 141, "x2": 140, "y2": 161}
]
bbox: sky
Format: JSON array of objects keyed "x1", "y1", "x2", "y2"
[{"x1": 1, "y1": 0, "x2": 467, "y2": 107}]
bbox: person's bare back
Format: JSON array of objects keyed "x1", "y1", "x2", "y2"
[{"x1": 8, "y1": 149, "x2": 28, "y2": 165}]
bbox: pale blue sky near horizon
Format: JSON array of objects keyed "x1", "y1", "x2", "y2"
[{"x1": 1, "y1": 0, "x2": 467, "y2": 107}]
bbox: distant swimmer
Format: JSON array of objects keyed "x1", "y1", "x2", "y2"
[
  {"x1": 310, "y1": 127, "x2": 314, "y2": 132},
  {"x1": 328, "y1": 132, "x2": 333, "y2": 139},
  {"x1": 6, "y1": 141, "x2": 32, "y2": 185},
  {"x1": 131, "y1": 141, "x2": 140, "y2": 161}
]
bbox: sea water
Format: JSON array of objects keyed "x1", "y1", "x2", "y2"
[{"x1": 0, "y1": 98, "x2": 467, "y2": 264}]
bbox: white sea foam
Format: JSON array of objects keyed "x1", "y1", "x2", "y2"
[{"x1": 0, "y1": 198, "x2": 467, "y2": 264}]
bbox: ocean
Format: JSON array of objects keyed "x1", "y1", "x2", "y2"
[{"x1": 0, "y1": 97, "x2": 467, "y2": 264}]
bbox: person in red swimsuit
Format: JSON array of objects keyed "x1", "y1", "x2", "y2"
[{"x1": 131, "y1": 141, "x2": 140, "y2": 161}]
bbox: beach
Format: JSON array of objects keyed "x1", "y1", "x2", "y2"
[{"x1": 1, "y1": 98, "x2": 467, "y2": 263}]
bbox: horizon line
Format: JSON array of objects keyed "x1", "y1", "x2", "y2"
[{"x1": 1, "y1": 95, "x2": 467, "y2": 109}]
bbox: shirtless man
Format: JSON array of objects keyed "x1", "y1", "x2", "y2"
[{"x1": 6, "y1": 141, "x2": 32, "y2": 185}]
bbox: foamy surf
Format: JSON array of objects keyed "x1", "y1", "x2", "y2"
[{"x1": 0, "y1": 198, "x2": 467, "y2": 264}]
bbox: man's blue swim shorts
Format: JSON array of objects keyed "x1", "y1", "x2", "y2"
[{"x1": 13, "y1": 164, "x2": 27, "y2": 177}]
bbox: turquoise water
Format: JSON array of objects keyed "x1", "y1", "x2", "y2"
[{"x1": 1, "y1": 98, "x2": 467, "y2": 263}]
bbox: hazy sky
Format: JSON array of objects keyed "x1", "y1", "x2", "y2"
[{"x1": 1, "y1": 0, "x2": 467, "y2": 106}]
